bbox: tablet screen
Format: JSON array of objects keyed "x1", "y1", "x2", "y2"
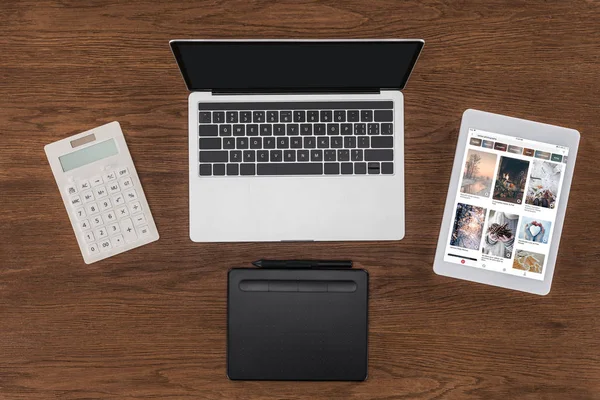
[{"x1": 443, "y1": 128, "x2": 569, "y2": 280}]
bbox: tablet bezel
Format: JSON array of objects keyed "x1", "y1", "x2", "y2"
[{"x1": 433, "y1": 109, "x2": 580, "y2": 295}]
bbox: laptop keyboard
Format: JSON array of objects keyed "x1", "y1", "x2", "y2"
[{"x1": 197, "y1": 101, "x2": 394, "y2": 176}]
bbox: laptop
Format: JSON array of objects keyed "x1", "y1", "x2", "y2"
[{"x1": 170, "y1": 39, "x2": 424, "y2": 242}]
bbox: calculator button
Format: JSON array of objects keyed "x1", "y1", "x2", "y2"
[
  {"x1": 91, "y1": 175, "x2": 104, "y2": 187},
  {"x1": 86, "y1": 202, "x2": 99, "y2": 215},
  {"x1": 78, "y1": 180, "x2": 91, "y2": 191},
  {"x1": 111, "y1": 235, "x2": 125, "y2": 248},
  {"x1": 129, "y1": 201, "x2": 142, "y2": 215},
  {"x1": 124, "y1": 189, "x2": 138, "y2": 202},
  {"x1": 65, "y1": 185, "x2": 78, "y2": 195},
  {"x1": 88, "y1": 243, "x2": 100, "y2": 255},
  {"x1": 133, "y1": 214, "x2": 147, "y2": 226},
  {"x1": 113, "y1": 194, "x2": 125, "y2": 206},
  {"x1": 91, "y1": 215, "x2": 104, "y2": 228},
  {"x1": 99, "y1": 239, "x2": 112, "y2": 252},
  {"x1": 138, "y1": 225, "x2": 150, "y2": 237},
  {"x1": 108, "y1": 223, "x2": 120, "y2": 235},
  {"x1": 69, "y1": 195, "x2": 82, "y2": 207},
  {"x1": 104, "y1": 171, "x2": 117, "y2": 182},
  {"x1": 103, "y1": 211, "x2": 117, "y2": 223},
  {"x1": 94, "y1": 186, "x2": 108, "y2": 199},
  {"x1": 99, "y1": 198, "x2": 112, "y2": 211},
  {"x1": 80, "y1": 219, "x2": 91, "y2": 231},
  {"x1": 95, "y1": 227, "x2": 108, "y2": 239},
  {"x1": 116, "y1": 206, "x2": 130, "y2": 219},
  {"x1": 107, "y1": 182, "x2": 120, "y2": 194},
  {"x1": 120, "y1": 218, "x2": 138, "y2": 243},
  {"x1": 117, "y1": 167, "x2": 129, "y2": 177},
  {"x1": 81, "y1": 190, "x2": 95, "y2": 203},
  {"x1": 120, "y1": 177, "x2": 133, "y2": 190},
  {"x1": 75, "y1": 208, "x2": 87, "y2": 220},
  {"x1": 84, "y1": 231, "x2": 95, "y2": 242}
]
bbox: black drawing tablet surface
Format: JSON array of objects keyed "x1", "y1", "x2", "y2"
[{"x1": 227, "y1": 268, "x2": 368, "y2": 381}]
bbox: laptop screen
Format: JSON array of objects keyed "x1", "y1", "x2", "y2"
[{"x1": 170, "y1": 40, "x2": 423, "y2": 92}]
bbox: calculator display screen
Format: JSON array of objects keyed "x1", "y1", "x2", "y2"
[{"x1": 59, "y1": 139, "x2": 118, "y2": 172}]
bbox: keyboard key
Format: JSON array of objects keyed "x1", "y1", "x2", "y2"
[
  {"x1": 129, "y1": 201, "x2": 142, "y2": 215},
  {"x1": 257, "y1": 150, "x2": 269, "y2": 162},
  {"x1": 253, "y1": 111, "x2": 265, "y2": 123},
  {"x1": 112, "y1": 194, "x2": 124, "y2": 206},
  {"x1": 381, "y1": 123, "x2": 393, "y2": 135},
  {"x1": 120, "y1": 177, "x2": 133, "y2": 190},
  {"x1": 86, "y1": 202, "x2": 99, "y2": 215},
  {"x1": 324, "y1": 163, "x2": 340, "y2": 174},
  {"x1": 91, "y1": 215, "x2": 104, "y2": 228},
  {"x1": 371, "y1": 136, "x2": 394, "y2": 148},
  {"x1": 325, "y1": 150, "x2": 336, "y2": 161},
  {"x1": 120, "y1": 218, "x2": 137, "y2": 243},
  {"x1": 311, "y1": 150, "x2": 323, "y2": 161},
  {"x1": 291, "y1": 137, "x2": 302, "y2": 148},
  {"x1": 199, "y1": 112, "x2": 211, "y2": 123},
  {"x1": 133, "y1": 214, "x2": 147, "y2": 226},
  {"x1": 331, "y1": 137, "x2": 343, "y2": 148},
  {"x1": 260, "y1": 124, "x2": 272, "y2": 136},
  {"x1": 247, "y1": 124, "x2": 258, "y2": 136},
  {"x1": 250, "y1": 137, "x2": 262, "y2": 149},
  {"x1": 270, "y1": 150, "x2": 283, "y2": 162},
  {"x1": 368, "y1": 123, "x2": 380, "y2": 135},
  {"x1": 314, "y1": 124, "x2": 326, "y2": 135},
  {"x1": 70, "y1": 195, "x2": 82, "y2": 207},
  {"x1": 358, "y1": 137, "x2": 370, "y2": 148},
  {"x1": 94, "y1": 186, "x2": 108, "y2": 199},
  {"x1": 223, "y1": 138, "x2": 235, "y2": 149},
  {"x1": 103, "y1": 210, "x2": 117, "y2": 224},
  {"x1": 99, "y1": 239, "x2": 112, "y2": 253},
  {"x1": 199, "y1": 164, "x2": 211, "y2": 175},
  {"x1": 240, "y1": 164, "x2": 256, "y2": 175},
  {"x1": 297, "y1": 150, "x2": 309, "y2": 162},
  {"x1": 199, "y1": 138, "x2": 221, "y2": 149},
  {"x1": 227, "y1": 164, "x2": 239, "y2": 175},
  {"x1": 351, "y1": 149, "x2": 363, "y2": 161},
  {"x1": 65, "y1": 184, "x2": 78, "y2": 195},
  {"x1": 361, "y1": 110, "x2": 373, "y2": 122},
  {"x1": 347, "y1": 110, "x2": 359, "y2": 122},
  {"x1": 277, "y1": 137, "x2": 289, "y2": 149},
  {"x1": 365, "y1": 149, "x2": 393, "y2": 161},
  {"x1": 341, "y1": 163, "x2": 353, "y2": 174},
  {"x1": 81, "y1": 190, "x2": 95, "y2": 203},
  {"x1": 233, "y1": 124, "x2": 245, "y2": 136},
  {"x1": 230, "y1": 151, "x2": 242, "y2": 162},
  {"x1": 81, "y1": 220, "x2": 91, "y2": 231},
  {"x1": 257, "y1": 163, "x2": 323, "y2": 175},
  {"x1": 84, "y1": 231, "x2": 95, "y2": 242},
  {"x1": 355, "y1": 162, "x2": 367, "y2": 174},
  {"x1": 226, "y1": 111, "x2": 238, "y2": 123},
  {"x1": 354, "y1": 123, "x2": 366, "y2": 135},
  {"x1": 304, "y1": 137, "x2": 316, "y2": 148},
  {"x1": 327, "y1": 123, "x2": 339, "y2": 135},
  {"x1": 199, "y1": 125, "x2": 218, "y2": 136},
  {"x1": 88, "y1": 243, "x2": 100, "y2": 256},
  {"x1": 284, "y1": 150, "x2": 296, "y2": 162},
  {"x1": 138, "y1": 225, "x2": 151, "y2": 237},
  {"x1": 334, "y1": 110, "x2": 346, "y2": 122},
  {"x1": 199, "y1": 151, "x2": 228, "y2": 162},
  {"x1": 243, "y1": 150, "x2": 256, "y2": 162},
  {"x1": 320, "y1": 110, "x2": 332, "y2": 122},
  {"x1": 286, "y1": 124, "x2": 299, "y2": 135},
  {"x1": 274, "y1": 124, "x2": 286, "y2": 135},
  {"x1": 219, "y1": 124, "x2": 232, "y2": 136},
  {"x1": 337, "y1": 149, "x2": 350, "y2": 161},
  {"x1": 264, "y1": 137, "x2": 276, "y2": 149},
  {"x1": 213, "y1": 164, "x2": 226, "y2": 175},
  {"x1": 124, "y1": 189, "x2": 138, "y2": 202},
  {"x1": 267, "y1": 111, "x2": 279, "y2": 122},
  {"x1": 75, "y1": 208, "x2": 87, "y2": 219},
  {"x1": 307, "y1": 111, "x2": 319, "y2": 122},
  {"x1": 374, "y1": 110, "x2": 394, "y2": 122},
  {"x1": 280, "y1": 111, "x2": 292, "y2": 122},
  {"x1": 300, "y1": 124, "x2": 312, "y2": 135},
  {"x1": 382, "y1": 162, "x2": 394, "y2": 174},
  {"x1": 240, "y1": 111, "x2": 252, "y2": 123},
  {"x1": 293, "y1": 110, "x2": 305, "y2": 122},
  {"x1": 213, "y1": 111, "x2": 225, "y2": 123},
  {"x1": 341, "y1": 123, "x2": 352, "y2": 135},
  {"x1": 91, "y1": 176, "x2": 104, "y2": 187},
  {"x1": 108, "y1": 222, "x2": 121, "y2": 234},
  {"x1": 236, "y1": 138, "x2": 249, "y2": 149},
  {"x1": 116, "y1": 167, "x2": 129, "y2": 178},
  {"x1": 111, "y1": 234, "x2": 125, "y2": 248},
  {"x1": 344, "y1": 136, "x2": 356, "y2": 148},
  {"x1": 368, "y1": 162, "x2": 380, "y2": 174},
  {"x1": 317, "y1": 137, "x2": 329, "y2": 148}
]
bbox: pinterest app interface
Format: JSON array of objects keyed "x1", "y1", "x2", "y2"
[{"x1": 443, "y1": 128, "x2": 569, "y2": 280}]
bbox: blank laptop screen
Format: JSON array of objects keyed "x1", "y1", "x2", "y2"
[{"x1": 170, "y1": 40, "x2": 423, "y2": 92}]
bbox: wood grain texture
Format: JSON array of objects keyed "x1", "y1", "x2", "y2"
[{"x1": 1, "y1": 0, "x2": 599, "y2": 399}]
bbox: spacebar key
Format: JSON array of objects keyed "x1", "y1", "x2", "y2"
[{"x1": 257, "y1": 163, "x2": 323, "y2": 175}]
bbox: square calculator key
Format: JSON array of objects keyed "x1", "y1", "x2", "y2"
[{"x1": 45, "y1": 121, "x2": 159, "y2": 264}]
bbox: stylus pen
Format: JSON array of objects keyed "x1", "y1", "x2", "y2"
[{"x1": 252, "y1": 259, "x2": 353, "y2": 269}]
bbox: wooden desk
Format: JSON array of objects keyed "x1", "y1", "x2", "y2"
[{"x1": 1, "y1": 1, "x2": 599, "y2": 398}]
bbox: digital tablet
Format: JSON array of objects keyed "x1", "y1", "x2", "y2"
[{"x1": 434, "y1": 109, "x2": 580, "y2": 295}]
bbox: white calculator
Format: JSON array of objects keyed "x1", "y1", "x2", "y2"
[{"x1": 45, "y1": 121, "x2": 159, "y2": 264}]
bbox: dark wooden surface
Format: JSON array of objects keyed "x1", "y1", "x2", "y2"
[{"x1": 1, "y1": 1, "x2": 599, "y2": 399}]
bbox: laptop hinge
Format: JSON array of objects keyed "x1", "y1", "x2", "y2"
[{"x1": 211, "y1": 88, "x2": 381, "y2": 95}]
